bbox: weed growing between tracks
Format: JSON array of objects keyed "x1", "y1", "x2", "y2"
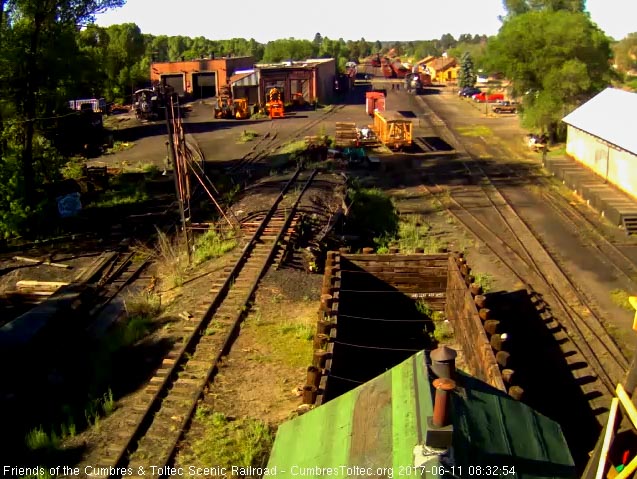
[
  {"x1": 179, "y1": 406, "x2": 273, "y2": 477},
  {"x1": 456, "y1": 125, "x2": 493, "y2": 137},
  {"x1": 237, "y1": 130, "x2": 259, "y2": 144},
  {"x1": 193, "y1": 229, "x2": 237, "y2": 265},
  {"x1": 396, "y1": 215, "x2": 447, "y2": 253},
  {"x1": 24, "y1": 388, "x2": 116, "y2": 455},
  {"x1": 610, "y1": 288, "x2": 633, "y2": 310},
  {"x1": 175, "y1": 271, "x2": 321, "y2": 467}
]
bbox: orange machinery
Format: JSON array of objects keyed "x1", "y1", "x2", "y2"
[
  {"x1": 372, "y1": 110, "x2": 413, "y2": 150},
  {"x1": 266, "y1": 87, "x2": 284, "y2": 119}
]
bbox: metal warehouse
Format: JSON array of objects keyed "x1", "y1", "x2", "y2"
[
  {"x1": 255, "y1": 58, "x2": 336, "y2": 105},
  {"x1": 150, "y1": 55, "x2": 255, "y2": 98},
  {"x1": 562, "y1": 88, "x2": 637, "y2": 200}
]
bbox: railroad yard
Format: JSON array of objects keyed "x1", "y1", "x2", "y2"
[{"x1": 3, "y1": 75, "x2": 637, "y2": 477}]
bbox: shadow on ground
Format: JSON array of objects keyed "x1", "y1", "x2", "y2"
[
  {"x1": 486, "y1": 289, "x2": 601, "y2": 473},
  {"x1": 0, "y1": 302, "x2": 179, "y2": 468}
]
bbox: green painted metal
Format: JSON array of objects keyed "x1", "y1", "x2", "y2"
[
  {"x1": 451, "y1": 372, "x2": 575, "y2": 478},
  {"x1": 267, "y1": 351, "x2": 575, "y2": 479}
]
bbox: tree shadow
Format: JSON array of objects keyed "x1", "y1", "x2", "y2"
[{"x1": 0, "y1": 307, "x2": 178, "y2": 468}]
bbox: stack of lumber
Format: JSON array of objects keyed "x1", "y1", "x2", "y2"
[
  {"x1": 0, "y1": 251, "x2": 117, "y2": 350},
  {"x1": 335, "y1": 122, "x2": 357, "y2": 148}
]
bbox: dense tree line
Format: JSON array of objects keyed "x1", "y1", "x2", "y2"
[{"x1": 0, "y1": 0, "x2": 630, "y2": 239}]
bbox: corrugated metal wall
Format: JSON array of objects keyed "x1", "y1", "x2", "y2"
[
  {"x1": 315, "y1": 59, "x2": 336, "y2": 104},
  {"x1": 567, "y1": 125, "x2": 637, "y2": 199}
]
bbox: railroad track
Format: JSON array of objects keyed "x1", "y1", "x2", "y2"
[
  {"x1": 229, "y1": 104, "x2": 346, "y2": 175},
  {"x1": 417, "y1": 98, "x2": 627, "y2": 409},
  {"x1": 486, "y1": 141, "x2": 637, "y2": 287},
  {"x1": 66, "y1": 167, "x2": 318, "y2": 479},
  {"x1": 85, "y1": 250, "x2": 152, "y2": 337}
]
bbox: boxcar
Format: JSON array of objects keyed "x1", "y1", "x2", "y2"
[{"x1": 372, "y1": 110, "x2": 413, "y2": 150}]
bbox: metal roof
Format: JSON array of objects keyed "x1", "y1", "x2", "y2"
[
  {"x1": 562, "y1": 88, "x2": 637, "y2": 155},
  {"x1": 256, "y1": 58, "x2": 334, "y2": 69},
  {"x1": 267, "y1": 351, "x2": 574, "y2": 478},
  {"x1": 230, "y1": 71, "x2": 258, "y2": 87}
]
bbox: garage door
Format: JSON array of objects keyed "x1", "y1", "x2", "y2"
[
  {"x1": 192, "y1": 72, "x2": 216, "y2": 98},
  {"x1": 233, "y1": 86, "x2": 258, "y2": 104},
  {"x1": 161, "y1": 74, "x2": 185, "y2": 96}
]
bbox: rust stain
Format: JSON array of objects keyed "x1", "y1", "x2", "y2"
[{"x1": 349, "y1": 377, "x2": 393, "y2": 478}]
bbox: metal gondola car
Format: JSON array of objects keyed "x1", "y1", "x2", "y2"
[{"x1": 372, "y1": 110, "x2": 413, "y2": 150}]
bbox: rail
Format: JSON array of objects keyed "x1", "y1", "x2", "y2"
[
  {"x1": 63, "y1": 167, "x2": 318, "y2": 479},
  {"x1": 415, "y1": 93, "x2": 628, "y2": 405}
]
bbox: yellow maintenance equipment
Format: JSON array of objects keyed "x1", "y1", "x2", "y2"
[
  {"x1": 266, "y1": 87, "x2": 284, "y2": 119},
  {"x1": 372, "y1": 110, "x2": 413, "y2": 150},
  {"x1": 233, "y1": 98, "x2": 250, "y2": 119}
]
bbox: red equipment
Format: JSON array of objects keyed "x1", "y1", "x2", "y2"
[{"x1": 366, "y1": 91, "x2": 386, "y2": 116}]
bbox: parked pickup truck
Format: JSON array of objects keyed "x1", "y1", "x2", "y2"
[{"x1": 492, "y1": 101, "x2": 517, "y2": 113}]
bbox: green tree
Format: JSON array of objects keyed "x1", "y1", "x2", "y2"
[
  {"x1": 613, "y1": 33, "x2": 637, "y2": 72},
  {"x1": 448, "y1": 41, "x2": 487, "y2": 68},
  {"x1": 0, "y1": 0, "x2": 123, "y2": 237},
  {"x1": 458, "y1": 52, "x2": 477, "y2": 88},
  {"x1": 390, "y1": 41, "x2": 402, "y2": 56},
  {"x1": 503, "y1": 0, "x2": 584, "y2": 16},
  {"x1": 374, "y1": 40, "x2": 382, "y2": 52},
  {"x1": 262, "y1": 39, "x2": 314, "y2": 62},
  {"x1": 486, "y1": 10, "x2": 612, "y2": 138},
  {"x1": 439, "y1": 33, "x2": 457, "y2": 50},
  {"x1": 8, "y1": 0, "x2": 124, "y2": 211}
]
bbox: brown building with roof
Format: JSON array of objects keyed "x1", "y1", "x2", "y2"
[
  {"x1": 150, "y1": 56, "x2": 255, "y2": 98},
  {"x1": 255, "y1": 58, "x2": 336, "y2": 105}
]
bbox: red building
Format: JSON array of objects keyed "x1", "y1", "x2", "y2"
[
  {"x1": 255, "y1": 58, "x2": 336, "y2": 105},
  {"x1": 150, "y1": 56, "x2": 255, "y2": 98}
]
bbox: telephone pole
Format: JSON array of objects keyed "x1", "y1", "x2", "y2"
[{"x1": 163, "y1": 90, "x2": 191, "y2": 264}]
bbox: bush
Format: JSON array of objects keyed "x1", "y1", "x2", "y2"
[
  {"x1": 347, "y1": 187, "x2": 399, "y2": 243},
  {"x1": 194, "y1": 229, "x2": 237, "y2": 264}
]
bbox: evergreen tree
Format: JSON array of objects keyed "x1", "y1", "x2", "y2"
[{"x1": 459, "y1": 52, "x2": 477, "y2": 88}]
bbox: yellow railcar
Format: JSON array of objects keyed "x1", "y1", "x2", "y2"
[{"x1": 372, "y1": 110, "x2": 413, "y2": 150}]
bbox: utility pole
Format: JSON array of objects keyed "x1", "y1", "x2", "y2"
[{"x1": 163, "y1": 91, "x2": 191, "y2": 264}]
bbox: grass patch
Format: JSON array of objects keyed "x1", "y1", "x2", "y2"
[
  {"x1": 610, "y1": 288, "x2": 633, "y2": 310},
  {"x1": 153, "y1": 229, "x2": 188, "y2": 288},
  {"x1": 473, "y1": 272, "x2": 494, "y2": 293},
  {"x1": 138, "y1": 162, "x2": 161, "y2": 176},
  {"x1": 251, "y1": 302, "x2": 315, "y2": 368},
  {"x1": 546, "y1": 144, "x2": 566, "y2": 158},
  {"x1": 416, "y1": 300, "x2": 452, "y2": 342},
  {"x1": 237, "y1": 130, "x2": 259, "y2": 144},
  {"x1": 179, "y1": 408, "x2": 273, "y2": 476},
  {"x1": 104, "y1": 141, "x2": 134, "y2": 154},
  {"x1": 25, "y1": 427, "x2": 60, "y2": 451},
  {"x1": 433, "y1": 320, "x2": 454, "y2": 342},
  {"x1": 61, "y1": 157, "x2": 85, "y2": 180},
  {"x1": 193, "y1": 228, "x2": 237, "y2": 265},
  {"x1": 277, "y1": 140, "x2": 307, "y2": 156},
  {"x1": 25, "y1": 387, "x2": 116, "y2": 453},
  {"x1": 394, "y1": 215, "x2": 446, "y2": 253},
  {"x1": 86, "y1": 175, "x2": 149, "y2": 209},
  {"x1": 456, "y1": 125, "x2": 493, "y2": 137}
]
